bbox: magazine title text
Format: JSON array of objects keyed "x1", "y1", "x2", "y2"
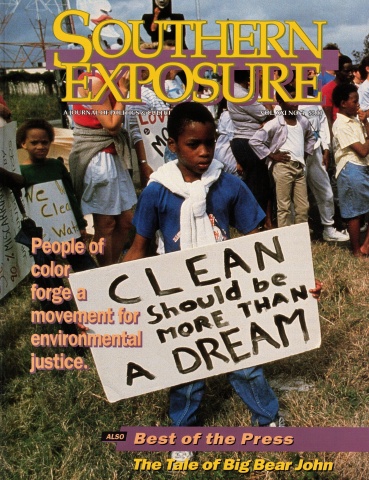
[{"x1": 51, "y1": 10, "x2": 330, "y2": 104}]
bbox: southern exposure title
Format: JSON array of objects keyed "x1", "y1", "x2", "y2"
[{"x1": 50, "y1": 10, "x2": 333, "y2": 105}]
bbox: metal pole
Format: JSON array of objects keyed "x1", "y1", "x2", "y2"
[
  {"x1": 195, "y1": 0, "x2": 200, "y2": 20},
  {"x1": 61, "y1": 0, "x2": 75, "y2": 34},
  {"x1": 227, "y1": 19, "x2": 233, "y2": 51}
]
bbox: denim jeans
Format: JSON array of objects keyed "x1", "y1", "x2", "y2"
[{"x1": 169, "y1": 366, "x2": 279, "y2": 426}]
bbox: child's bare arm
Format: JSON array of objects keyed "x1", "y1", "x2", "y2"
[
  {"x1": 123, "y1": 234, "x2": 152, "y2": 262},
  {"x1": 349, "y1": 140, "x2": 369, "y2": 158},
  {"x1": 0, "y1": 167, "x2": 25, "y2": 190},
  {"x1": 134, "y1": 140, "x2": 154, "y2": 188},
  {"x1": 349, "y1": 118, "x2": 369, "y2": 158},
  {"x1": 79, "y1": 72, "x2": 129, "y2": 136}
]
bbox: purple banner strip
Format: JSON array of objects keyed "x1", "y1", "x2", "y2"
[
  {"x1": 110, "y1": 427, "x2": 369, "y2": 452},
  {"x1": 46, "y1": 49, "x2": 338, "y2": 70}
]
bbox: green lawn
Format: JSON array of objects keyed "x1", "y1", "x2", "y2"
[
  {"x1": 6, "y1": 94, "x2": 61, "y2": 125},
  {"x1": 1, "y1": 239, "x2": 369, "y2": 480}
]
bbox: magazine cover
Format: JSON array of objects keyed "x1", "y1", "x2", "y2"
[{"x1": 1, "y1": 1, "x2": 369, "y2": 479}]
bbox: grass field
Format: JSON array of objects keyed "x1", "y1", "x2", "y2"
[
  {"x1": 6, "y1": 94, "x2": 61, "y2": 125},
  {"x1": 1, "y1": 236, "x2": 369, "y2": 480},
  {"x1": 1, "y1": 93, "x2": 368, "y2": 476}
]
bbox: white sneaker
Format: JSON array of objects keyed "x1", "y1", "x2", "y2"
[
  {"x1": 170, "y1": 451, "x2": 194, "y2": 462},
  {"x1": 265, "y1": 416, "x2": 286, "y2": 427},
  {"x1": 323, "y1": 228, "x2": 349, "y2": 242}
]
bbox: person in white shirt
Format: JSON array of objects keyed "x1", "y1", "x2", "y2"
[
  {"x1": 358, "y1": 55, "x2": 369, "y2": 117},
  {"x1": 249, "y1": 86, "x2": 315, "y2": 227},
  {"x1": 298, "y1": 96, "x2": 349, "y2": 242}
]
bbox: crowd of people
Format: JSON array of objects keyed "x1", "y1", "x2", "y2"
[
  {"x1": 220, "y1": 49, "x2": 369, "y2": 256},
  {"x1": 1, "y1": 2, "x2": 369, "y2": 464}
]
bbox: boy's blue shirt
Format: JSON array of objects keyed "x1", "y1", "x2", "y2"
[{"x1": 133, "y1": 169, "x2": 265, "y2": 253}]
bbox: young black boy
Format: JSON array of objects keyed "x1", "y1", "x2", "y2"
[{"x1": 124, "y1": 103, "x2": 286, "y2": 461}]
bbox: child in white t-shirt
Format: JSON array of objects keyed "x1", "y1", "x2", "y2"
[{"x1": 249, "y1": 87, "x2": 316, "y2": 227}]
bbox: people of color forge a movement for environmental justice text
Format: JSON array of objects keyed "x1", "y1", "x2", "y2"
[
  {"x1": 331, "y1": 83, "x2": 369, "y2": 257},
  {"x1": 123, "y1": 102, "x2": 322, "y2": 463},
  {"x1": 69, "y1": 70, "x2": 136, "y2": 267}
]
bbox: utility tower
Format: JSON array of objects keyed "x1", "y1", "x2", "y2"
[{"x1": 0, "y1": 0, "x2": 63, "y2": 68}]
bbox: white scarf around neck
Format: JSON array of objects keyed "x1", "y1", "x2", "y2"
[{"x1": 149, "y1": 159, "x2": 223, "y2": 250}]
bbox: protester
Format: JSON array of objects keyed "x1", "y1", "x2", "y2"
[
  {"x1": 123, "y1": 102, "x2": 322, "y2": 462},
  {"x1": 298, "y1": 97, "x2": 349, "y2": 242},
  {"x1": 0, "y1": 119, "x2": 96, "y2": 344},
  {"x1": 214, "y1": 109, "x2": 239, "y2": 176},
  {"x1": 352, "y1": 64, "x2": 364, "y2": 88},
  {"x1": 249, "y1": 86, "x2": 316, "y2": 228},
  {"x1": 331, "y1": 83, "x2": 369, "y2": 257},
  {"x1": 228, "y1": 70, "x2": 274, "y2": 229},
  {"x1": 126, "y1": 68, "x2": 170, "y2": 187},
  {"x1": 165, "y1": 69, "x2": 186, "y2": 99},
  {"x1": 0, "y1": 119, "x2": 96, "y2": 272},
  {"x1": 142, "y1": 0, "x2": 188, "y2": 49},
  {"x1": 69, "y1": 70, "x2": 136, "y2": 267},
  {"x1": 0, "y1": 94, "x2": 12, "y2": 126},
  {"x1": 322, "y1": 54, "x2": 353, "y2": 133},
  {"x1": 317, "y1": 43, "x2": 341, "y2": 89},
  {"x1": 358, "y1": 55, "x2": 369, "y2": 114}
]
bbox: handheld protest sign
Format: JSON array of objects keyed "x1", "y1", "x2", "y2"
[
  {"x1": 137, "y1": 112, "x2": 170, "y2": 171},
  {"x1": 68, "y1": 224, "x2": 320, "y2": 402},
  {"x1": 24, "y1": 180, "x2": 80, "y2": 243},
  {"x1": 0, "y1": 122, "x2": 33, "y2": 299}
]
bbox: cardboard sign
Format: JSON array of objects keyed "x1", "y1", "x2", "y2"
[
  {"x1": 0, "y1": 122, "x2": 33, "y2": 300},
  {"x1": 69, "y1": 224, "x2": 320, "y2": 402},
  {"x1": 24, "y1": 180, "x2": 80, "y2": 243},
  {"x1": 137, "y1": 112, "x2": 170, "y2": 171}
]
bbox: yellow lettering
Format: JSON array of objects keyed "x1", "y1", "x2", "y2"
[
  {"x1": 192, "y1": 63, "x2": 220, "y2": 103},
  {"x1": 53, "y1": 10, "x2": 92, "y2": 62},
  {"x1": 60, "y1": 63, "x2": 92, "y2": 102},
  {"x1": 92, "y1": 20, "x2": 131, "y2": 58},
  {"x1": 293, "y1": 63, "x2": 322, "y2": 102},
  {"x1": 286, "y1": 21, "x2": 326, "y2": 58}
]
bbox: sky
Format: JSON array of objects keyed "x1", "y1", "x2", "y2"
[{"x1": 1, "y1": 0, "x2": 368, "y2": 68}]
